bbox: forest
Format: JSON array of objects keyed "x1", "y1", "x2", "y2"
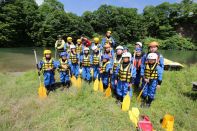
[{"x1": 0, "y1": 0, "x2": 196, "y2": 50}]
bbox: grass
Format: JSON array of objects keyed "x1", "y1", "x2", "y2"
[{"x1": 0, "y1": 65, "x2": 197, "y2": 131}]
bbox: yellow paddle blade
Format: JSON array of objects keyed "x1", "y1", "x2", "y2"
[
  {"x1": 71, "y1": 76, "x2": 77, "y2": 87},
  {"x1": 105, "y1": 85, "x2": 111, "y2": 97},
  {"x1": 122, "y1": 92, "x2": 130, "y2": 111},
  {"x1": 99, "y1": 78, "x2": 103, "y2": 92},
  {"x1": 76, "y1": 77, "x2": 82, "y2": 89},
  {"x1": 38, "y1": 84, "x2": 47, "y2": 98},
  {"x1": 93, "y1": 78, "x2": 99, "y2": 91},
  {"x1": 129, "y1": 107, "x2": 140, "y2": 127}
]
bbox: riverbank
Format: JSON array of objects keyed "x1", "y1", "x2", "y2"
[{"x1": 0, "y1": 65, "x2": 197, "y2": 130}]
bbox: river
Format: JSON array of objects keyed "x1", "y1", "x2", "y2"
[{"x1": 0, "y1": 48, "x2": 196, "y2": 72}]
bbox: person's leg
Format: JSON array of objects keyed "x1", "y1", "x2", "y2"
[
  {"x1": 141, "y1": 81, "x2": 149, "y2": 107},
  {"x1": 50, "y1": 71, "x2": 55, "y2": 91},
  {"x1": 93, "y1": 66, "x2": 97, "y2": 80},
  {"x1": 147, "y1": 80, "x2": 157, "y2": 107},
  {"x1": 86, "y1": 67, "x2": 91, "y2": 82},
  {"x1": 116, "y1": 81, "x2": 123, "y2": 102},
  {"x1": 102, "y1": 75, "x2": 108, "y2": 89},
  {"x1": 82, "y1": 67, "x2": 86, "y2": 80},
  {"x1": 60, "y1": 72, "x2": 66, "y2": 91},
  {"x1": 122, "y1": 82, "x2": 129, "y2": 98},
  {"x1": 44, "y1": 72, "x2": 50, "y2": 91},
  {"x1": 75, "y1": 64, "x2": 79, "y2": 78},
  {"x1": 134, "y1": 72, "x2": 141, "y2": 88},
  {"x1": 65, "y1": 73, "x2": 71, "y2": 88}
]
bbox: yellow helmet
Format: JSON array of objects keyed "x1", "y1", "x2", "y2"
[
  {"x1": 94, "y1": 37, "x2": 100, "y2": 43},
  {"x1": 148, "y1": 41, "x2": 159, "y2": 47},
  {"x1": 43, "y1": 50, "x2": 52, "y2": 55},
  {"x1": 77, "y1": 39, "x2": 82, "y2": 43},
  {"x1": 67, "y1": 37, "x2": 72, "y2": 41},
  {"x1": 107, "y1": 31, "x2": 112, "y2": 34}
]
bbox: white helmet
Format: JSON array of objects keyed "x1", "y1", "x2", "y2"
[
  {"x1": 116, "y1": 45, "x2": 124, "y2": 50},
  {"x1": 91, "y1": 45, "x2": 98, "y2": 50},
  {"x1": 70, "y1": 44, "x2": 76, "y2": 49},
  {"x1": 136, "y1": 42, "x2": 142, "y2": 47},
  {"x1": 122, "y1": 52, "x2": 131, "y2": 58},
  {"x1": 147, "y1": 53, "x2": 158, "y2": 60},
  {"x1": 84, "y1": 47, "x2": 89, "y2": 51}
]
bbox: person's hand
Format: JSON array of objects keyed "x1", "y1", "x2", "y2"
[
  {"x1": 62, "y1": 65, "x2": 68, "y2": 70},
  {"x1": 144, "y1": 78, "x2": 149, "y2": 83},
  {"x1": 110, "y1": 70, "x2": 113, "y2": 75},
  {"x1": 84, "y1": 38, "x2": 87, "y2": 41},
  {"x1": 47, "y1": 68, "x2": 53, "y2": 71},
  {"x1": 157, "y1": 85, "x2": 161, "y2": 90},
  {"x1": 115, "y1": 80, "x2": 117, "y2": 85}
]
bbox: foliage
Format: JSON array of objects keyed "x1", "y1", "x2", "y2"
[
  {"x1": 0, "y1": 0, "x2": 196, "y2": 50},
  {"x1": 142, "y1": 35, "x2": 196, "y2": 50},
  {"x1": 163, "y1": 35, "x2": 195, "y2": 50}
]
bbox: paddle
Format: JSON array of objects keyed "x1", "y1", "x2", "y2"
[
  {"x1": 121, "y1": 52, "x2": 136, "y2": 111},
  {"x1": 33, "y1": 49, "x2": 47, "y2": 98},
  {"x1": 98, "y1": 48, "x2": 104, "y2": 92},
  {"x1": 55, "y1": 48, "x2": 57, "y2": 59},
  {"x1": 93, "y1": 74, "x2": 99, "y2": 91}
]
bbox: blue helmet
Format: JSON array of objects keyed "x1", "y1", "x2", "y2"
[
  {"x1": 135, "y1": 47, "x2": 142, "y2": 52},
  {"x1": 124, "y1": 46, "x2": 129, "y2": 51},
  {"x1": 102, "y1": 54, "x2": 110, "y2": 60},
  {"x1": 60, "y1": 52, "x2": 68, "y2": 57}
]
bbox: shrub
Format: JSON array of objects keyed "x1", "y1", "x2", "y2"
[{"x1": 163, "y1": 35, "x2": 195, "y2": 50}]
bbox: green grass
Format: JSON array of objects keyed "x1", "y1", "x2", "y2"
[{"x1": 0, "y1": 65, "x2": 197, "y2": 131}]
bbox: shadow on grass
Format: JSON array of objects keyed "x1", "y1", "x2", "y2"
[{"x1": 183, "y1": 92, "x2": 197, "y2": 101}]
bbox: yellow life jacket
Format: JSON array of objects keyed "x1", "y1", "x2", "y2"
[
  {"x1": 145, "y1": 63, "x2": 158, "y2": 79},
  {"x1": 118, "y1": 63, "x2": 131, "y2": 82},
  {"x1": 113, "y1": 56, "x2": 122, "y2": 71},
  {"x1": 105, "y1": 37, "x2": 112, "y2": 43},
  {"x1": 76, "y1": 45, "x2": 82, "y2": 54},
  {"x1": 57, "y1": 40, "x2": 64, "y2": 51},
  {"x1": 57, "y1": 40, "x2": 62, "y2": 47},
  {"x1": 93, "y1": 53, "x2": 100, "y2": 65},
  {"x1": 42, "y1": 57, "x2": 54, "y2": 71},
  {"x1": 70, "y1": 52, "x2": 78, "y2": 64},
  {"x1": 66, "y1": 43, "x2": 74, "y2": 53},
  {"x1": 59, "y1": 59, "x2": 69, "y2": 72},
  {"x1": 82, "y1": 55, "x2": 91, "y2": 67},
  {"x1": 101, "y1": 61, "x2": 110, "y2": 73}
]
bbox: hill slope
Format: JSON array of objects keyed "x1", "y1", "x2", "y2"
[{"x1": 0, "y1": 65, "x2": 196, "y2": 131}]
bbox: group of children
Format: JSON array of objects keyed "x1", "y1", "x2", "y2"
[{"x1": 38, "y1": 32, "x2": 164, "y2": 107}]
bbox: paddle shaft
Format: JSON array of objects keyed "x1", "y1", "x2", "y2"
[
  {"x1": 131, "y1": 52, "x2": 136, "y2": 77},
  {"x1": 55, "y1": 48, "x2": 57, "y2": 59},
  {"x1": 33, "y1": 49, "x2": 42, "y2": 84},
  {"x1": 137, "y1": 82, "x2": 147, "y2": 102}
]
